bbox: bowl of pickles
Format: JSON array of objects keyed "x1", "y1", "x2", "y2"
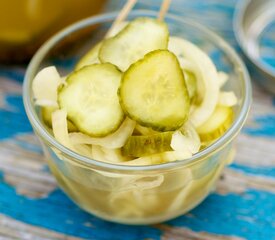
[{"x1": 23, "y1": 10, "x2": 252, "y2": 224}]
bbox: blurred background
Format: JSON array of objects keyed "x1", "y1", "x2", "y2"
[
  {"x1": 1, "y1": 0, "x2": 274, "y2": 78},
  {"x1": 0, "y1": 0, "x2": 107, "y2": 63}
]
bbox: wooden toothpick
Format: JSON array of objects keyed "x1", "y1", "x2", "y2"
[
  {"x1": 158, "y1": 0, "x2": 172, "y2": 21},
  {"x1": 106, "y1": 0, "x2": 137, "y2": 37}
]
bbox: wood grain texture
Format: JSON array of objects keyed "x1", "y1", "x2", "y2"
[
  {"x1": 157, "y1": 225, "x2": 244, "y2": 240},
  {"x1": 0, "y1": 214, "x2": 81, "y2": 240},
  {"x1": 0, "y1": 134, "x2": 56, "y2": 198}
]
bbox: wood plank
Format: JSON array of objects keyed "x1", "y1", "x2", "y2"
[
  {"x1": 235, "y1": 134, "x2": 275, "y2": 167},
  {"x1": 0, "y1": 214, "x2": 82, "y2": 240},
  {"x1": 157, "y1": 225, "x2": 244, "y2": 240},
  {"x1": 217, "y1": 168, "x2": 275, "y2": 195},
  {"x1": 0, "y1": 134, "x2": 57, "y2": 198}
]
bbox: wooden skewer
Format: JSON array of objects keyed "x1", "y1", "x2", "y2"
[
  {"x1": 106, "y1": 0, "x2": 137, "y2": 37},
  {"x1": 106, "y1": 0, "x2": 171, "y2": 38},
  {"x1": 158, "y1": 0, "x2": 172, "y2": 21}
]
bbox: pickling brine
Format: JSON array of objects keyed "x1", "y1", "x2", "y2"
[
  {"x1": 0, "y1": 0, "x2": 106, "y2": 62},
  {"x1": 25, "y1": 12, "x2": 250, "y2": 224}
]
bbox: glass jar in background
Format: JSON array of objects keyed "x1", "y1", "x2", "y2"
[{"x1": 0, "y1": 0, "x2": 106, "y2": 63}]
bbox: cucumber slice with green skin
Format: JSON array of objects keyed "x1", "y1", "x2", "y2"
[
  {"x1": 122, "y1": 132, "x2": 173, "y2": 157},
  {"x1": 75, "y1": 22, "x2": 130, "y2": 70},
  {"x1": 135, "y1": 124, "x2": 159, "y2": 136},
  {"x1": 197, "y1": 106, "x2": 234, "y2": 142},
  {"x1": 59, "y1": 63, "x2": 124, "y2": 137},
  {"x1": 183, "y1": 70, "x2": 197, "y2": 100},
  {"x1": 99, "y1": 17, "x2": 169, "y2": 71},
  {"x1": 119, "y1": 50, "x2": 190, "y2": 131},
  {"x1": 75, "y1": 42, "x2": 102, "y2": 70}
]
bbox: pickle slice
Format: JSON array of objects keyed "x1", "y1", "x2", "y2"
[
  {"x1": 99, "y1": 17, "x2": 169, "y2": 71},
  {"x1": 75, "y1": 42, "x2": 102, "y2": 70},
  {"x1": 135, "y1": 124, "x2": 159, "y2": 136},
  {"x1": 183, "y1": 70, "x2": 197, "y2": 100},
  {"x1": 59, "y1": 63, "x2": 124, "y2": 137},
  {"x1": 75, "y1": 22, "x2": 129, "y2": 70},
  {"x1": 197, "y1": 106, "x2": 234, "y2": 142},
  {"x1": 119, "y1": 50, "x2": 190, "y2": 131},
  {"x1": 122, "y1": 132, "x2": 173, "y2": 157}
]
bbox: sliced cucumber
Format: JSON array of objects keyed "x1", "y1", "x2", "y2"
[
  {"x1": 69, "y1": 117, "x2": 135, "y2": 149},
  {"x1": 135, "y1": 124, "x2": 159, "y2": 136},
  {"x1": 59, "y1": 63, "x2": 124, "y2": 137},
  {"x1": 99, "y1": 17, "x2": 169, "y2": 71},
  {"x1": 75, "y1": 42, "x2": 102, "y2": 70},
  {"x1": 122, "y1": 132, "x2": 173, "y2": 157},
  {"x1": 119, "y1": 50, "x2": 190, "y2": 131},
  {"x1": 75, "y1": 22, "x2": 129, "y2": 70},
  {"x1": 183, "y1": 70, "x2": 197, "y2": 100},
  {"x1": 196, "y1": 106, "x2": 234, "y2": 142}
]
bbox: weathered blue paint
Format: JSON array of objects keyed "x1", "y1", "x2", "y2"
[
  {"x1": 167, "y1": 191, "x2": 275, "y2": 240},
  {"x1": 0, "y1": 172, "x2": 161, "y2": 240},
  {"x1": 0, "y1": 169, "x2": 274, "y2": 240},
  {"x1": 229, "y1": 163, "x2": 275, "y2": 178},
  {"x1": 12, "y1": 134, "x2": 43, "y2": 154},
  {"x1": 244, "y1": 115, "x2": 275, "y2": 138},
  {"x1": 0, "y1": 68, "x2": 25, "y2": 83},
  {"x1": 0, "y1": 95, "x2": 33, "y2": 140}
]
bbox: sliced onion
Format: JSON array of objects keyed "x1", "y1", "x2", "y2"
[
  {"x1": 100, "y1": 146, "x2": 131, "y2": 163},
  {"x1": 169, "y1": 37, "x2": 219, "y2": 127},
  {"x1": 52, "y1": 109, "x2": 74, "y2": 149},
  {"x1": 218, "y1": 71, "x2": 229, "y2": 88},
  {"x1": 69, "y1": 118, "x2": 136, "y2": 149},
  {"x1": 135, "y1": 124, "x2": 158, "y2": 135},
  {"x1": 32, "y1": 66, "x2": 62, "y2": 107},
  {"x1": 52, "y1": 109, "x2": 93, "y2": 158},
  {"x1": 218, "y1": 91, "x2": 237, "y2": 107},
  {"x1": 171, "y1": 122, "x2": 201, "y2": 155},
  {"x1": 122, "y1": 151, "x2": 192, "y2": 166}
]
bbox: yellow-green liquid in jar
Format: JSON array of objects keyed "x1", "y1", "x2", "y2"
[
  {"x1": 45, "y1": 148, "x2": 231, "y2": 224},
  {"x1": 0, "y1": 0, "x2": 106, "y2": 62}
]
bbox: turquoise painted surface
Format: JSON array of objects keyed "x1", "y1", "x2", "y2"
[
  {"x1": 0, "y1": 169, "x2": 274, "y2": 239},
  {"x1": 0, "y1": 0, "x2": 275, "y2": 239}
]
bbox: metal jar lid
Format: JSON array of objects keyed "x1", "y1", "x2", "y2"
[{"x1": 234, "y1": 0, "x2": 275, "y2": 94}]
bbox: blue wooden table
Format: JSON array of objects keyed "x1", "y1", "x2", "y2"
[{"x1": 0, "y1": 0, "x2": 274, "y2": 239}]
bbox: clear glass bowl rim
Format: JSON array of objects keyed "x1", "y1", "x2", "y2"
[{"x1": 23, "y1": 10, "x2": 252, "y2": 173}]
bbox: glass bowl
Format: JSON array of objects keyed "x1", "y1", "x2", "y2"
[{"x1": 23, "y1": 10, "x2": 252, "y2": 225}]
